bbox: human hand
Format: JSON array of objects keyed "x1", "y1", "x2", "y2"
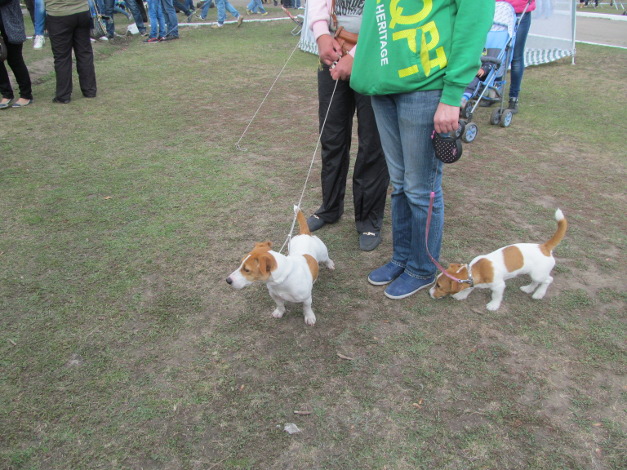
[
  {"x1": 317, "y1": 34, "x2": 342, "y2": 66},
  {"x1": 329, "y1": 54, "x2": 353, "y2": 81},
  {"x1": 433, "y1": 102, "x2": 460, "y2": 135}
]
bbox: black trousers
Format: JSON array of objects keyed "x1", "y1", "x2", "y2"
[
  {"x1": 47, "y1": 11, "x2": 97, "y2": 101},
  {"x1": 0, "y1": 33, "x2": 33, "y2": 100},
  {"x1": 316, "y1": 64, "x2": 389, "y2": 233}
]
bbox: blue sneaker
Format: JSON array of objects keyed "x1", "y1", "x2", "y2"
[
  {"x1": 384, "y1": 273, "x2": 435, "y2": 300},
  {"x1": 368, "y1": 262, "x2": 404, "y2": 286}
]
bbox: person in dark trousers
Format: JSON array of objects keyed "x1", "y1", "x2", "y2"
[
  {"x1": 306, "y1": 0, "x2": 390, "y2": 252},
  {"x1": 0, "y1": 0, "x2": 33, "y2": 108},
  {"x1": 46, "y1": 0, "x2": 97, "y2": 103}
]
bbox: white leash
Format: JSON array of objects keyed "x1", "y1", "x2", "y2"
[
  {"x1": 233, "y1": 37, "x2": 340, "y2": 254},
  {"x1": 278, "y1": 77, "x2": 339, "y2": 254},
  {"x1": 235, "y1": 40, "x2": 301, "y2": 152}
]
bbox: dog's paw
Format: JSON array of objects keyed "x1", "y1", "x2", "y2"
[
  {"x1": 304, "y1": 313, "x2": 316, "y2": 326},
  {"x1": 486, "y1": 300, "x2": 501, "y2": 311},
  {"x1": 520, "y1": 284, "x2": 536, "y2": 294},
  {"x1": 326, "y1": 259, "x2": 335, "y2": 270},
  {"x1": 531, "y1": 291, "x2": 546, "y2": 300},
  {"x1": 271, "y1": 308, "x2": 285, "y2": 319}
]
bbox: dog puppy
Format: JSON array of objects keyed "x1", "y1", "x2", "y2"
[
  {"x1": 429, "y1": 209, "x2": 567, "y2": 311},
  {"x1": 226, "y1": 208, "x2": 335, "y2": 325}
]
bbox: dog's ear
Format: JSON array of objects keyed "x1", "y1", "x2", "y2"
[
  {"x1": 448, "y1": 263, "x2": 462, "y2": 272},
  {"x1": 258, "y1": 252, "x2": 277, "y2": 276},
  {"x1": 254, "y1": 241, "x2": 273, "y2": 251}
]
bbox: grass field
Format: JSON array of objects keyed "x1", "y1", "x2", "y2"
[{"x1": 1, "y1": 12, "x2": 626, "y2": 470}]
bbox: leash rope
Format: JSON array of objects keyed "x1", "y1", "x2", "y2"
[
  {"x1": 235, "y1": 40, "x2": 301, "y2": 152},
  {"x1": 279, "y1": 77, "x2": 340, "y2": 254},
  {"x1": 426, "y1": 191, "x2": 473, "y2": 285}
]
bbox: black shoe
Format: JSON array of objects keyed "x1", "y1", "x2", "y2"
[
  {"x1": 161, "y1": 35, "x2": 179, "y2": 41},
  {"x1": 52, "y1": 97, "x2": 71, "y2": 104},
  {"x1": 307, "y1": 214, "x2": 326, "y2": 232},
  {"x1": 508, "y1": 98, "x2": 519, "y2": 114},
  {"x1": 359, "y1": 231, "x2": 381, "y2": 251}
]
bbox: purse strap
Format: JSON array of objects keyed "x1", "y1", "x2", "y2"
[{"x1": 331, "y1": 0, "x2": 338, "y2": 31}]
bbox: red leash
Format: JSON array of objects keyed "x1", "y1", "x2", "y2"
[{"x1": 426, "y1": 191, "x2": 473, "y2": 286}]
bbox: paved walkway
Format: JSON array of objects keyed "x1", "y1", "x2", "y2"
[{"x1": 576, "y1": 12, "x2": 627, "y2": 48}]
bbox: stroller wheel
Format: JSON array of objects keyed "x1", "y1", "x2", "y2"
[
  {"x1": 499, "y1": 110, "x2": 513, "y2": 128},
  {"x1": 461, "y1": 102, "x2": 473, "y2": 120},
  {"x1": 490, "y1": 109, "x2": 501, "y2": 126},
  {"x1": 462, "y1": 122, "x2": 478, "y2": 143}
]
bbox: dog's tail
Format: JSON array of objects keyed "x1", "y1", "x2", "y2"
[
  {"x1": 294, "y1": 206, "x2": 311, "y2": 236},
  {"x1": 541, "y1": 209, "x2": 567, "y2": 255}
]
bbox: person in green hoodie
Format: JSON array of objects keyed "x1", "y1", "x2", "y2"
[{"x1": 350, "y1": 0, "x2": 494, "y2": 299}]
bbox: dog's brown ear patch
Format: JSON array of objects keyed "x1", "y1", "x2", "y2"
[
  {"x1": 257, "y1": 252, "x2": 277, "y2": 277},
  {"x1": 254, "y1": 241, "x2": 273, "y2": 251}
]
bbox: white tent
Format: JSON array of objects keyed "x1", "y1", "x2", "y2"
[{"x1": 298, "y1": 1, "x2": 576, "y2": 67}]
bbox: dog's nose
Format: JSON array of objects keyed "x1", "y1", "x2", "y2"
[{"x1": 226, "y1": 277, "x2": 232, "y2": 285}]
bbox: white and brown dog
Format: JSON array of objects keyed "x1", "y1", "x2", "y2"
[
  {"x1": 226, "y1": 207, "x2": 335, "y2": 325},
  {"x1": 429, "y1": 209, "x2": 567, "y2": 311}
]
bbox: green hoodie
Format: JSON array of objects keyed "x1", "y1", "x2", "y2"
[{"x1": 351, "y1": 0, "x2": 495, "y2": 106}]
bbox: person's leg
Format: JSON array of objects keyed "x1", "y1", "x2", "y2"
[
  {"x1": 352, "y1": 91, "x2": 389, "y2": 235},
  {"x1": 173, "y1": 0, "x2": 192, "y2": 16},
  {"x1": 314, "y1": 64, "x2": 354, "y2": 225},
  {"x1": 147, "y1": 0, "x2": 159, "y2": 37},
  {"x1": 371, "y1": 91, "x2": 443, "y2": 297},
  {"x1": 215, "y1": 0, "x2": 226, "y2": 24},
  {"x1": 246, "y1": 0, "x2": 255, "y2": 12},
  {"x1": 160, "y1": 0, "x2": 179, "y2": 36},
  {"x1": 4, "y1": 42, "x2": 33, "y2": 101},
  {"x1": 73, "y1": 11, "x2": 97, "y2": 98},
  {"x1": 103, "y1": 0, "x2": 116, "y2": 37},
  {"x1": 124, "y1": 0, "x2": 147, "y2": 32},
  {"x1": 47, "y1": 13, "x2": 76, "y2": 101},
  {"x1": 24, "y1": 0, "x2": 35, "y2": 27},
  {"x1": 224, "y1": 0, "x2": 240, "y2": 19},
  {"x1": 200, "y1": 0, "x2": 212, "y2": 18},
  {"x1": 0, "y1": 31, "x2": 15, "y2": 102},
  {"x1": 34, "y1": 0, "x2": 46, "y2": 36},
  {"x1": 256, "y1": 0, "x2": 266, "y2": 14},
  {"x1": 509, "y1": 12, "x2": 531, "y2": 112}
]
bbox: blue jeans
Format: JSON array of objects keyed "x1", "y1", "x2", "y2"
[
  {"x1": 34, "y1": 0, "x2": 46, "y2": 36},
  {"x1": 124, "y1": 0, "x2": 147, "y2": 33},
  {"x1": 206, "y1": 0, "x2": 239, "y2": 24},
  {"x1": 510, "y1": 12, "x2": 531, "y2": 99},
  {"x1": 371, "y1": 91, "x2": 444, "y2": 280},
  {"x1": 147, "y1": 0, "x2": 166, "y2": 38},
  {"x1": 103, "y1": 0, "x2": 116, "y2": 37},
  {"x1": 247, "y1": 0, "x2": 266, "y2": 13},
  {"x1": 160, "y1": 0, "x2": 179, "y2": 37}
]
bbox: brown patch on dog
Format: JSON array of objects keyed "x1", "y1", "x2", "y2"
[
  {"x1": 303, "y1": 254, "x2": 319, "y2": 281},
  {"x1": 472, "y1": 258, "x2": 495, "y2": 284},
  {"x1": 240, "y1": 242, "x2": 277, "y2": 282},
  {"x1": 502, "y1": 246, "x2": 524, "y2": 273}
]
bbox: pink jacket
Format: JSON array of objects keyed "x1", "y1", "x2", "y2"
[
  {"x1": 500, "y1": 0, "x2": 536, "y2": 14},
  {"x1": 307, "y1": 0, "x2": 358, "y2": 56}
]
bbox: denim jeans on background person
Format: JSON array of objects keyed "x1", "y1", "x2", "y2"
[
  {"x1": 371, "y1": 91, "x2": 444, "y2": 280},
  {"x1": 34, "y1": 0, "x2": 46, "y2": 36},
  {"x1": 124, "y1": 0, "x2": 147, "y2": 33},
  {"x1": 160, "y1": 0, "x2": 179, "y2": 37},
  {"x1": 209, "y1": 0, "x2": 239, "y2": 24},
  {"x1": 147, "y1": 0, "x2": 166, "y2": 38},
  {"x1": 247, "y1": 0, "x2": 266, "y2": 14},
  {"x1": 509, "y1": 12, "x2": 531, "y2": 99},
  {"x1": 102, "y1": 0, "x2": 116, "y2": 37}
]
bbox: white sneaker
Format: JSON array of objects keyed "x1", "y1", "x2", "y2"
[{"x1": 33, "y1": 35, "x2": 45, "y2": 49}]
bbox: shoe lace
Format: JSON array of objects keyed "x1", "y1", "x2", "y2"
[{"x1": 362, "y1": 232, "x2": 377, "y2": 236}]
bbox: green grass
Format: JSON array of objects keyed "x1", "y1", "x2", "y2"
[{"x1": 1, "y1": 16, "x2": 626, "y2": 470}]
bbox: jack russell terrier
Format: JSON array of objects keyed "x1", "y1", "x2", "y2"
[
  {"x1": 429, "y1": 209, "x2": 567, "y2": 311},
  {"x1": 226, "y1": 207, "x2": 335, "y2": 325}
]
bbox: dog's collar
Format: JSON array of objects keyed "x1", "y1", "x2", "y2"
[{"x1": 460, "y1": 263, "x2": 474, "y2": 287}]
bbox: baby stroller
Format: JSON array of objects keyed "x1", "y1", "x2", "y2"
[
  {"x1": 459, "y1": 1, "x2": 529, "y2": 143},
  {"x1": 282, "y1": 6, "x2": 304, "y2": 36}
]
